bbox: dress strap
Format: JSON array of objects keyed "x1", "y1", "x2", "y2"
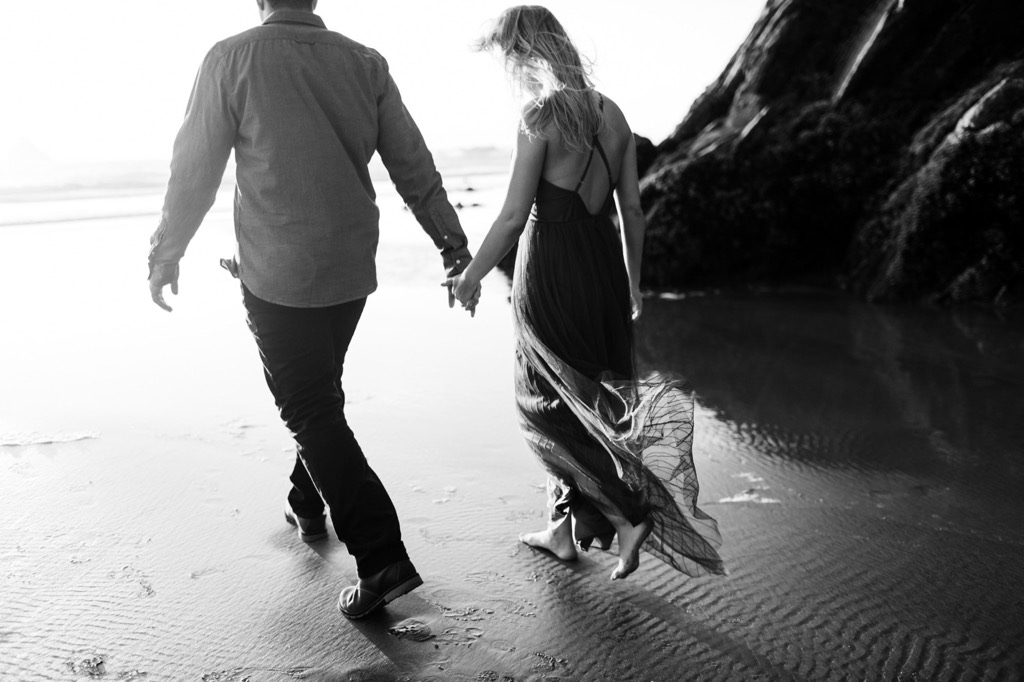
[
  {"x1": 573, "y1": 147, "x2": 597, "y2": 193},
  {"x1": 572, "y1": 93, "x2": 606, "y2": 193},
  {"x1": 594, "y1": 139, "x2": 614, "y2": 188}
]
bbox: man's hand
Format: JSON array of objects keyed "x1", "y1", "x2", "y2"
[
  {"x1": 149, "y1": 262, "x2": 180, "y2": 312},
  {"x1": 442, "y1": 272, "x2": 481, "y2": 317}
]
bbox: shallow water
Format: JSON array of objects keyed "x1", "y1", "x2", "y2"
[
  {"x1": 642, "y1": 292, "x2": 1024, "y2": 478},
  {"x1": 1, "y1": 177, "x2": 1023, "y2": 680},
  {"x1": 637, "y1": 292, "x2": 1024, "y2": 679}
]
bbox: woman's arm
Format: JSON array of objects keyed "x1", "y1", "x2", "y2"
[
  {"x1": 614, "y1": 132, "x2": 646, "y2": 319},
  {"x1": 448, "y1": 127, "x2": 546, "y2": 304}
]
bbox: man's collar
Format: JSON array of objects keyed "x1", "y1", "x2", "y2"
[{"x1": 262, "y1": 10, "x2": 326, "y2": 28}]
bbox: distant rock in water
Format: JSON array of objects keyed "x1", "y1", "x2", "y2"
[{"x1": 642, "y1": 0, "x2": 1024, "y2": 304}]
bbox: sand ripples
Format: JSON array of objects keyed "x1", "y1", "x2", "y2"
[{"x1": 2, "y1": 289, "x2": 1022, "y2": 680}]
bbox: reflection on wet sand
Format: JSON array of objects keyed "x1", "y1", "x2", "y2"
[
  {"x1": 637, "y1": 292, "x2": 1024, "y2": 484},
  {"x1": 629, "y1": 291, "x2": 1024, "y2": 679}
]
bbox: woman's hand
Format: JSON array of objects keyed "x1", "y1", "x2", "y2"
[
  {"x1": 630, "y1": 285, "x2": 643, "y2": 321},
  {"x1": 442, "y1": 272, "x2": 482, "y2": 316}
]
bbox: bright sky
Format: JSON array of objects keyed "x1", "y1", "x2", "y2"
[{"x1": 0, "y1": 1, "x2": 765, "y2": 165}]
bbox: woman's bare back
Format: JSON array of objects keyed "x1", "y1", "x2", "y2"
[{"x1": 538, "y1": 93, "x2": 633, "y2": 215}]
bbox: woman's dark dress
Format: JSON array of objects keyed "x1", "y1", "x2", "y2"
[{"x1": 512, "y1": 127, "x2": 725, "y2": 577}]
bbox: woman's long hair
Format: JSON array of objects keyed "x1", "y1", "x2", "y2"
[{"x1": 476, "y1": 6, "x2": 601, "y2": 151}]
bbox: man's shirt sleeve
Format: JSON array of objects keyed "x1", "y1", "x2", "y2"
[
  {"x1": 149, "y1": 49, "x2": 236, "y2": 273},
  {"x1": 373, "y1": 56, "x2": 472, "y2": 275}
]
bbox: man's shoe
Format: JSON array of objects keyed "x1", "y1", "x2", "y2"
[
  {"x1": 337, "y1": 559, "x2": 423, "y2": 620},
  {"x1": 283, "y1": 507, "x2": 328, "y2": 543}
]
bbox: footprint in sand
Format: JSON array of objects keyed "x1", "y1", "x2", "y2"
[
  {"x1": 388, "y1": 619, "x2": 435, "y2": 642},
  {"x1": 111, "y1": 566, "x2": 155, "y2": 597},
  {"x1": 430, "y1": 601, "x2": 485, "y2": 622},
  {"x1": 488, "y1": 639, "x2": 517, "y2": 654},
  {"x1": 476, "y1": 672, "x2": 516, "y2": 682},
  {"x1": 419, "y1": 589, "x2": 491, "y2": 622},
  {"x1": 491, "y1": 597, "x2": 537, "y2": 618},
  {"x1": 66, "y1": 653, "x2": 105, "y2": 677},
  {"x1": 436, "y1": 627, "x2": 484, "y2": 646},
  {"x1": 419, "y1": 528, "x2": 448, "y2": 547},
  {"x1": 387, "y1": 619, "x2": 483, "y2": 647},
  {"x1": 504, "y1": 509, "x2": 544, "y2": 522},
  {"x1": 529, "y1": 651, "x2": 571, "y2": 673},
  {"x1": 464, "y1": 571, "x2": 521, "y2": 590}
]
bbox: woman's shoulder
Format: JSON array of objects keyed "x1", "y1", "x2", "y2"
[
  {"x1": 595, "y1": 93, "x2": 634, "y2": 155},
  {"x1": 597, "y1": 93, "x2": 630, "y2": 133}
]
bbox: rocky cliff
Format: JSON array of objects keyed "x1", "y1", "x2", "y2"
[{"x1": 641, "y1": 0, "x2": 1024, "y2": 304}]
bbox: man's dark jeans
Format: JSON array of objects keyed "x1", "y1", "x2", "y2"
[{"x1": 243, "y1": 285, "x2": 408, "y2": 578}]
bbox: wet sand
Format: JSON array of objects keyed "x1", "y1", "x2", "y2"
[{"x1": 2, "y1": 181, "x2": 1024, "y2": 681}]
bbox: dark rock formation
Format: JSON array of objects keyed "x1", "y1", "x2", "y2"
[
  {"x1": 634, "y1": 134, "x2": 657, "y2": 178},
  {"x1": 642, "y1": 0, "x2": 1024, "y2": 304}
]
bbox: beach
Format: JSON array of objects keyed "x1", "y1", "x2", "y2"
[{"x1": 2, "y1": 165, "x2": 1023, "y2": 681}]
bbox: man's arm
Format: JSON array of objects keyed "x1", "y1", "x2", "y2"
[
  {"x1": 373, "y1": 57, "x2": 472, "y2": 278},
  {"x1": 149, "y1": 48, "x2": 236, "y2": 311}
]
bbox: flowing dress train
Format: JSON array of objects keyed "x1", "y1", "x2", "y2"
[{"x1": 512, "y1": 121, "x2": 725, "y2": 577}]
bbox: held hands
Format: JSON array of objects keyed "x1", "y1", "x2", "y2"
[
  {"x1": 442, "y1": 272, "x2": 482, "y2": 317},
  {"x1": 149, "y1": 262, "x2": 180, "y2": 312}
]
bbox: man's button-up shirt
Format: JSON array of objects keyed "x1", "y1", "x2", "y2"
[{"x1": 149, "y1": 10, "x2": 471, "y2": 307}]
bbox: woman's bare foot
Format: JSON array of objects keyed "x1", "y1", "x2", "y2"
[
  {"x1": 610, "y1": 517, "x2": 653, "y2": 580},
  {"x1": 519, "y1": 518, "x2": 578, "y2": 561}
]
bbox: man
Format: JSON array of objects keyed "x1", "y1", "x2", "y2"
[{"x1": 148, "y1": 0, "x2": 474, "y2": 619}]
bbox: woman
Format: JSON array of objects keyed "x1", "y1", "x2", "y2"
[{"x1": 447, "y1": 6, "x2": 725, "y2": 580}]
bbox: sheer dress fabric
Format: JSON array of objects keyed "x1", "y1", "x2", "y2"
[{"x1": 511, "y1": 131, "x2": 725, "y2": 577}]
